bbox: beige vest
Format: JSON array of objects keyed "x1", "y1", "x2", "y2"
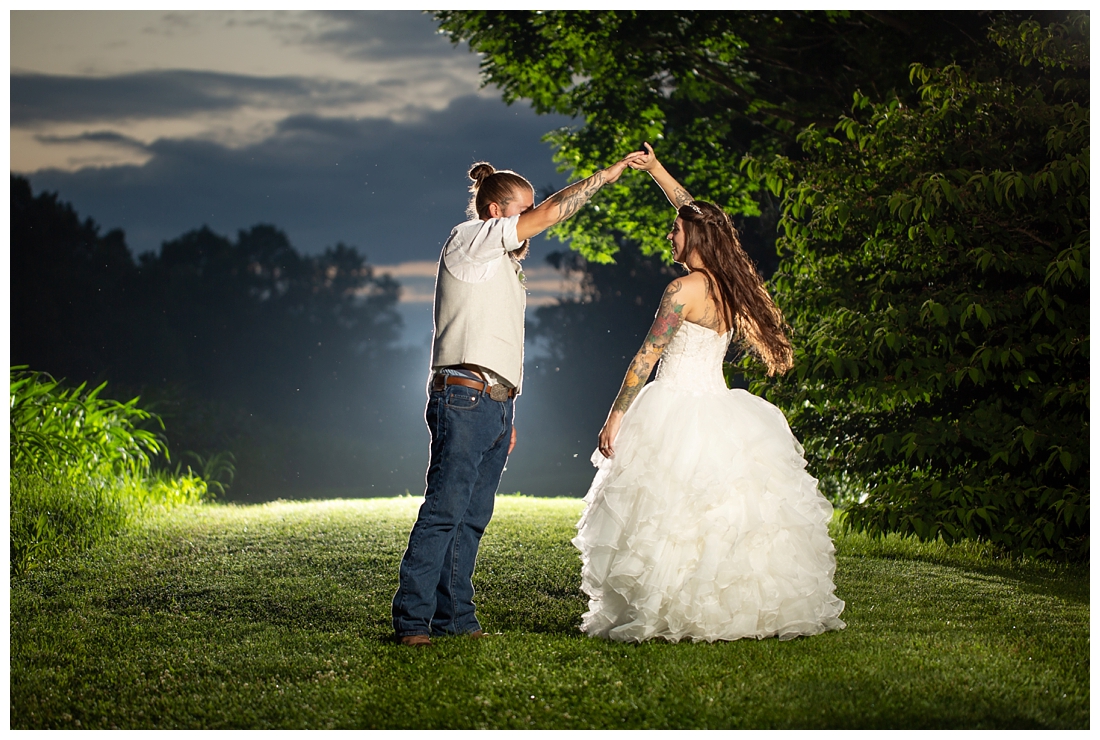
[{"x1": 431, "y1": 252, "x2": 526, "y2": 390}]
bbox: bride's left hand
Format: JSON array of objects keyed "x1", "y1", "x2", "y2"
[
  {"x1": 629, "y1": 142, "x2": 658, "y2": 172},
  {"x1": 598, "y1": 412, "x2": 623, "y2": 458}
]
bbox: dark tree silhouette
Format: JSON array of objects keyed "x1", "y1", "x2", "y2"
[
  {"x1": 11, "y1": 175, "x2": 138, "y2": 383},
  {"x1": 10, "y1": 175, "x2": 416, "y2": 498}
]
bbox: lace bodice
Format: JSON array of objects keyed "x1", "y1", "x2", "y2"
[{"x1": 654, "y1": 321, "x2": 732, "y2": 393}]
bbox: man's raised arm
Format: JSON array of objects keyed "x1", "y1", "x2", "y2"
[{"x1": 516, "y1": 151, "x2": 644, "y2": 242}]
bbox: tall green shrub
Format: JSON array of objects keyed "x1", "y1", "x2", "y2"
[
  {"x1": 10, "y1": 367, "x2": 164, "y2": 482},
  {"x1": 10, "y1": 368, "x2": 211, "y2": 574},
  {"x1": 743, "y1": 16, "x2": 1089, "y2": 558}
]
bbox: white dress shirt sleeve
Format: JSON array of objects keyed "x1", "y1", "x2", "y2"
[{"x1": 442, "y1": 215, "x2": 522, "y2": 283}]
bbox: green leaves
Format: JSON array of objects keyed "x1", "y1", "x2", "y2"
[
  {"x1": 437, "y1": 11, "x2": 1088, "y2": 558},
  {"x1": 9, "y1": 367, "x2": 216, "y2": 575},
  {"x1": 10, "y1": 366, "x2": 164, "y2": 483},
  {"x1": 435, "y1": 11, "x2": 1007, "y2": 261},
  {"x1": 742, "y1": 15, "x2": 1089, "y2": 559}
]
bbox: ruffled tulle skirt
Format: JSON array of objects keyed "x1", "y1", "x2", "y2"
[{"x1": 572, "y1": 381, "x2": 846, "y2": 643}]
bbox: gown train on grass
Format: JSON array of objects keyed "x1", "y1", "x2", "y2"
[{"x1": 573, "y1": 321, "x2": 846, "y2": 643}]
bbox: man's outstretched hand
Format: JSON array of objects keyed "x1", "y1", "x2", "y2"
[{"x1": 604, "y1": 150, "x2": 648, "y2": 184}]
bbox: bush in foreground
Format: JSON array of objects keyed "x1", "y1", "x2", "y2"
[{"x1": 9, "y1": 367, "x2": 213, "y2": 574}]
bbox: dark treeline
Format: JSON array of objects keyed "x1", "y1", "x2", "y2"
[
  {"x1": 11, "y1": 175, "x2": 425, "y2": 498},
  {"x1": 9, "y1": 174, "x2": 715, "y2": 501}
]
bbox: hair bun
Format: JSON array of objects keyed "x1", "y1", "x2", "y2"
[{"x1": 468, "y1": 162, "x2": 496, "y2": 187}]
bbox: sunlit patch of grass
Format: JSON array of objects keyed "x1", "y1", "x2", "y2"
[{"x1": 10, "y1": 496, "x2": 1089, "y2": 729}]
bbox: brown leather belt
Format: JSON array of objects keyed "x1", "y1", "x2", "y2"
[{"x1": 432, "y1": 373, "x2": 516, "y2": 401}]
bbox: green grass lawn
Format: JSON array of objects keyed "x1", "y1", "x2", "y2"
[{"x1": 10, "y1": 495, "x2": 1089, "y2": 729}]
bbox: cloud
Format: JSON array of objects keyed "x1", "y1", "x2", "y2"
[
  {"x1": 522, "y1": 266, "x2": 587, "y2": 302},
  {"x1": 35, "y1": 130, "x2": 150, "y2": 150},
  {"x1": 302, "y1": 11, "x2": 466, "y2": 62},
  {"x1": 11, "y1": 70, "x2": 379, "y2": 125},
  {"x1": 378, "y1": 262, "x2": 437, "y2": 305},
  {"x1": 22, "y1": 95, "x2": 578, "y2": 265},
  {"x1": 10, "y1": 11, "x2": 493, "y2": 173},
  {"x1": 377, "y1": 260, "x2": 584, "y2": 308},
  {"x1": 376, "y1": 260, "x2": 439, "y2": 278},
  {"x1": 397, "y1": 287, "x2": 436, "y2": 304},
  {"x1": 11, "y1": 11, "x2": 480, "y2": 82}
]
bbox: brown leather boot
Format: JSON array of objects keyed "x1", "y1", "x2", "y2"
[{"x1": 397, "y1": 634, "x2": 432, "y2": 647}]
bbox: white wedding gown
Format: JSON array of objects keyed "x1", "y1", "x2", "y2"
[{"x1": 573, "y1": 321, "x2": 846, "y2": 643}]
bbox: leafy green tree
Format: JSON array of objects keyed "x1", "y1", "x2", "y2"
[
  {"x1": 435, "y1": 10, "x2": 1022, "y2": 263},
  {"x1": 742, "y1": 16, "x2": 1089, "y2": 557},
  {"x1": 439, "y1": 11, "x2": 1087, "y2": 557}
]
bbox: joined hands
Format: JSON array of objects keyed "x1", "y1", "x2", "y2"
[{"x1": 629, "y1": 142, "x2": 659, "y2": 173}]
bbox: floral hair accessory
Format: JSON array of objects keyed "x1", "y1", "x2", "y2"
[{"x1": 687, "y1": 202, "x2": 702, "y2": 214}]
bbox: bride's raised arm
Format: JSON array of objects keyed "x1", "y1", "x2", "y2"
[
  {"x1": 597, "y1": 279, "x2": 687, "y2": 458},
  {"x1": 631, "y1": 143, "x2": 693, "y2": 210}
]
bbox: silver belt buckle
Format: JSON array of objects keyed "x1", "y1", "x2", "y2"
[{"x1": 489, "y1": 384, "x2": 510, "y2": 402}]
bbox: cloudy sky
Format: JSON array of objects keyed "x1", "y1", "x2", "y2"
[
  {"x1": 10, "y1": 10, "x2": 583, "y2": 347},
  {"x1": 11, "y1": 10, "x2": 619, "y2": 497}
]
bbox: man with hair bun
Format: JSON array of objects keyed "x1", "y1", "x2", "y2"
[{"x1": 392, "y1": 149, "x2": 645, "y2": 646}]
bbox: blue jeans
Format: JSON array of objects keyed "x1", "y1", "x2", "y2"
[{"x1": 392, "y1": 372, "x2": 514, "y2": 637}]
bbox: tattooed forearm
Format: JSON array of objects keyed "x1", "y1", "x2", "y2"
[
  {"x1": 548, "y1": 171, "x2": 607, "y2": 221},
  {"x1": 610, "y1": 281, "x2": 686, "y2": 414},
  {"x1": 672, "y1": 185, "x2": 693, "y2": 208},
  {"x1": 611, "y1": 354, "x2": 656, "y2": 413}
]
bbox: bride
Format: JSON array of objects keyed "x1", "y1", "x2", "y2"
[{"x1": 572, "y1": 144, "x2": 846, "y2": 643}]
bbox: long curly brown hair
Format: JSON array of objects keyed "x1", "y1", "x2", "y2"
[{"x1": 677, "y1": 201, "x2": 794, "y2": 375}]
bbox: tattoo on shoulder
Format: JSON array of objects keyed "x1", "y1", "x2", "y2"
[
  {"x1": 695, "y1": 275, "x2": 723, "y2": 331},
  {"x1": 697, "y1": 302, "x2": 723, "y2": 332},
  {"x1": 672, "y1": 186, "x2": 693, "y2": 208}
]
